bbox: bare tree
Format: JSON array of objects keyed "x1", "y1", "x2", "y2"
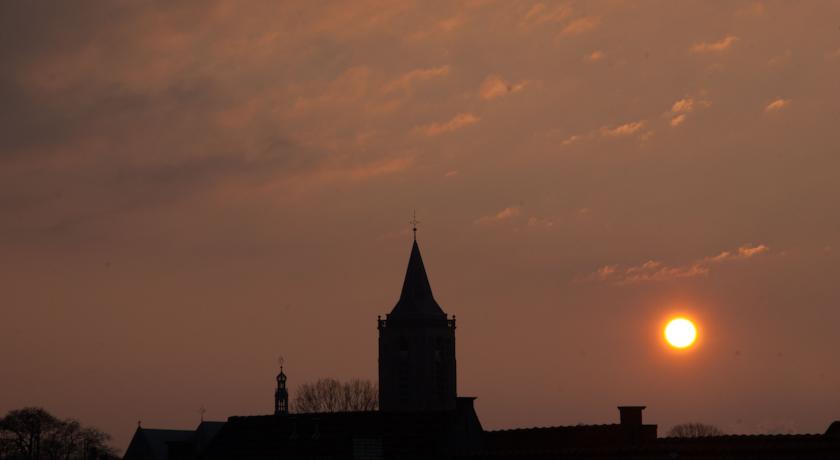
[
  {"x1": 668, "y1": 422, "x2": 725, "y2": 438},
  {"x1": 0, "y1": 407, "x2": 118, "y2": 459},
  {"x1": 293, "y1": 378, "x2": 378, "y2": 413}
]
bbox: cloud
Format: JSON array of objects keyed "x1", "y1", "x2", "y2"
[
  {"x1": 581, "y1": 244, "x2": 770, "y2": 285},
  {"x1": 668, "y1": 96, "x2": 711, "y2": 127},
  {"x1": 520, "y1": 3, "x2": 573, "y2": 28},
  {"x1": 281, "y1": 155, "x2": 415, "y2": 192},
  {"x1": 601, "y1": 121, "x2": 645, "y2": 137},
  {"x1": 765, "y1": 98, "x2": 791, "y2": 112},
  {"x1": 408, "y1": 16, "x2": 463, "y2": 41},
  {"x1": 690, "y1": 35, "x2": 739, "y2": 53},
  {"x1": 584, "y1": 50, "x2": 605, "y2": 62},
  {"x1": 437, "y1": 17, "x2": 462, "y2": 32},
  {"x1": 444, "y1": 170, "x2": 459, "y2": 177},
  {"x1": 736, "y1": 2, "x2": 766, "y2": 17},
  {"x1": 346, "y1": 156, "x2": 414, "y2": 180},
  {"x1": 670, "y1": 113, "x2": 687, "y2": 127},
  {"x1": 527, "y1": 216, "x2": 554, "y2": 228},
  {"x1": 382, "y1": 65, "x2": 450, "y2": 93},
  {"x1": 591, "y1": 264, "x2": 618, "y2": 281},
  {"x1": 416, "y1": 113, "x2": 480, "y2": 136},
  {"x1": 561, "y1": 134, "x2": 583, "y2": 145},
  {"x1": 558, "y1": 120, "x2": 649, "y2": 147},
  {"x1": 293, "y1": 66, "x2": 373, "y2": 112},
  {"x1": 474, "y1": 206, "x2": 521, "y2": 224},
  {"x1": 737, "y1": 244, "x2": 769, "y2": 258},
  {"x1": 479, "y1": 75, "x2": 527, "y2": 100},
  {"x1": 559, "y1": 16, "x2": 601, "y2": 37},
  {"x1": 672, "y1": 98, "x2": 695, "y2": 113}
]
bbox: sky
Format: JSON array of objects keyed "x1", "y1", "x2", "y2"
[{"x1": 2, "y1": 0, "x2": 840, "y2": 452}]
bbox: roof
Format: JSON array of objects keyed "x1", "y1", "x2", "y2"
[
  {"x1": 123, "y1": 421, "x2": 225, "y2": 460},
  {"x1": 389, "y1": 240, "x2": 446, "y2": 318},
  {"x1": 201, "y1": 410, "x2": 472, "y2": 460},
  {"x1": 124, "y1": 427, "x2": 195, "y2": 460},
  {"x1": 486, "y1": 423, "x2": 657, "y2": 452}
]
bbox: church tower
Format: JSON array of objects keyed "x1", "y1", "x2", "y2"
[
  {"x1": 378, "y1": 238, "x2": 457, "y2": 412},
  {"x1": 274, "y1": 367, "x2": 288, "y2": 415}
]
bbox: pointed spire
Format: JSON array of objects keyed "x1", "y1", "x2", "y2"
[
  {"x1": 410, "y1": 210, "x2": 420, "y2": 241},
  {"x1": 389, "y1": 240, "x2": 446, "y2": 317}
]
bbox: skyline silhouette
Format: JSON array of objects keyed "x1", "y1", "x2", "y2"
[{"x1": 2, "y1": 1, "x2": 840, "y2": 453}]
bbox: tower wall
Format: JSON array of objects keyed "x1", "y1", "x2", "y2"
[{"x1": 378, "y1": 316, "x2": 457, "y2": 412}]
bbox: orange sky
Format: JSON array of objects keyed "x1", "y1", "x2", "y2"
[{"x1": 2, "y1": 0, "x2": 840, "y2": 452}]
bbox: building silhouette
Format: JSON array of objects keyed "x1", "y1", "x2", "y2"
[
  {"x1": 274, "y1": 367, "x2": 289, "y2": 416},
  {"x1": 123, "y1": 238, "x2": 840, "y2": 460},
  {"x1": 378, "y1": 239, "x2": 457, "y2": 412}
]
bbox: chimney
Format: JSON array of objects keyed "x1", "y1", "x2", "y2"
[{"x1": 618, "y1": 406, "x2": 646, "y2": 426}]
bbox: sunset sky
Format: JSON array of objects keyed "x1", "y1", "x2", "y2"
[{"x1": 2, "y1": 1, "x2": 840, "y2": 451}]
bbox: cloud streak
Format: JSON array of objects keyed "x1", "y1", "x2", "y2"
[
  {"x1": 382, "y1": 65, "x2": 450, "y2": 93},
  {"x1": 600, "y1": 121, "x2": 645, "y2": 137},
  {"x1": 690, "y1": 35, "x2": 739, "y2": 53},
  {"x1": 474, "y1": 206, "x2": 521, "y2": 224},
  {"x1": 559, "y1": 16, "x2": 601, "y2": 37},
  {"x1": 520, "y1": 3, "x2": 572, "y2": 28},
  {"x1": 765, "y1": 98, "x2": 791, "y2": 112},
  {"x1": 581, "y1": 244, "x2": 769, "y2": 285},
  {"x1": 416, "y1": 113, "x2": 480, "y2": 137},
  {"x1": 668, "y1": 96, "x2": 711, "y2": 127},
  {"x1": 479, "y1": 75, "x2": 527, "y2": 100}
]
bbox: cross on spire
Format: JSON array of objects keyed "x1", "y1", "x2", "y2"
[{"x1": 410, "y1": 210, "x2": 420, "y2": 241}]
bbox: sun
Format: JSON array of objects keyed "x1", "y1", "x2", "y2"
[{"x1": 664, "y1": 318, "x2": 697, "y2": 349}]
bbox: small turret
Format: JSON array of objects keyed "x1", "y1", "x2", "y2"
[{"x1": 274, "y1": 367, "x2": 289, "y2": 415}]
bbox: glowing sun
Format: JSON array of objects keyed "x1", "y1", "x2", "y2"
[{"x1": 664, "y1": 318, "x2": 697, "y2": 349}]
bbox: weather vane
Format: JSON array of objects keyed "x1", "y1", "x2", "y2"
[{"x1": 409, "y1": 210, "x2": 420, "y2": 241}]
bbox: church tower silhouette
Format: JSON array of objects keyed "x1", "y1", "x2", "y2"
[
  {"x1": 378, "y1": 239, "x2": 457, "y2": 412},
  {"x1": 274, "y1": 367, "x2": 288, "y2": 416}
]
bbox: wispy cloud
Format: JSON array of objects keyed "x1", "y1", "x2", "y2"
[
  {"x1": 672, "y1": 97, "x2": 702, "y2": 113},
  {"x1": 561, "y1": 134, "x2": 583, "y2": 145},
  {"x1": 768, "y1": 51, "x2": 791, "y2": 66},
  {"x1": 416, "y1": 113, "x2": 480, "y2": 136},
  {"x1": 346, "y1": 157, "x2": 414, "y2": 180},
  {"x1": 558, "y1": 119, "x2": 648, "y2": 147},
  {"x1": 700, "y1": 244, "x2": 769, "y2": 264},
  {"x1": 600, "y1": 121, "x2": 645, "y2": 137},
  {"x1": 765, "y1": 98, "x2": 791, "y2": 112},
  {"x1": 668, "y1": 96, "x2": 711, "y2": 127},
  {"x1": 580, "y1": 244, "x2": 769, "y2": 285},
  {"x1": 408, "y1": 16, "x2": 463, "y2": 41},
  {"x1": 527, "y1": 216, "x2": 554, "y2": 228},
  {"x1": 520, "y1": 3, "x2": 572, "y2": 28},
  {"x1": 382, "y1": 65, "x2": 450, "y2": 93},
  {"x1": 559, "y1": 16, "x2": 601, "y2": 37},
  {"x1": 294, "y1": 66, "x2": 373, "y2": 112},
  {"x1": 690, "y1": 35, "x2": 739, "y2": 53},
  {"x1": 474, "y1": 206, "x2": 521, "y2": 224},
  {"x1": 584, "y1": 50, "x2": 605, "y2": 62},
  {"x1": 479, "y1": 75, "x2": 527, "y2": 100},
  {"x1": 735, "y1": 2, "x2": 766, "y2": 17}
]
